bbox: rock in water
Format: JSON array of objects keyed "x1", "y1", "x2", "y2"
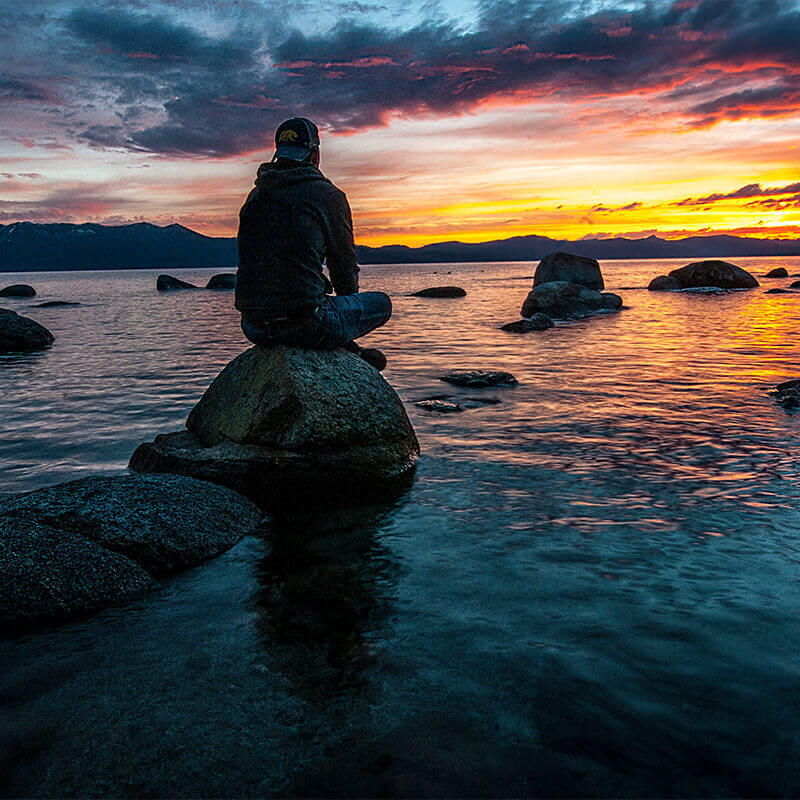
[
  {"x1": 129, "y1": 346, "x2": 420, "y2": 507},
  {"x1": 0, "y1": 308, "x2": 54, "y2": 353},
  {"x1": 534, "y1": 251, "x2": 604, "y2": 290},
  {"x1": 157, "y1": 274, "x2": 197, "y2": 291},
  {"x1": 765, "y1": 267, "x2": 789, "y2": 278},
  {"x1": 410, "y1": 286, "x2": 466, "y2": 298},
  {"x1": 790, "y1": 280, "x2": 800, "y2": 289},
  {"x1": 773, "y1": 379, "x2": 800, "y2": 409},
  {"x1": 415, "y1": 399, "x2": 465, "y2": 413},
  {"x1": 0, "y1": 517, "x2": 151, "y2": 627},
  {"x1": 766, "y1": 288, "x2": 794, "y2": 294},
  {"x1": 648, "y1": 275, "x2": 682, "y2": 291},
  {"x1": 521, "y1": 281, "x2": 622, "y2": 320},
  {"x1": 439, "y1": 370, "x2": 517, "y2": 387},
  {"x1": 500, "y1": 314, "x2": 554, "y2": 332},
  {"x1": 206, "y1": 273, "x2": 236, "y2": 290},
  {"x1": 0, "y1": 474, "x2": 261, "y2": 576},
  {"x1": 666, "y1": 260, "x2": 758, "y2": 290},
  {"x1": 0, "y1": 284, "x2": 36, "y2": 298},
  {"x1": 33, "y1": 301, "x2": 80, "y2": 307}
]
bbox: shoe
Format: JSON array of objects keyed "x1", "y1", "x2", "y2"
[{"x1": 359, "y1": 347, "x2": 387, "y2": 371}]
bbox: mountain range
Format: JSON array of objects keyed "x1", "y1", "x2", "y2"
[{"x1": 1, "y1": 221, "x2": 799, "y2": 271}]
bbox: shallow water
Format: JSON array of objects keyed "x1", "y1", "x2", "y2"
[{"x1": 2, "y1": 258, "x2": 800, "y2": 797}]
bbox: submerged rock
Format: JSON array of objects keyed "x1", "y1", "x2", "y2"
[
  {"x1": 157, "y1": 274, "x2": 197, "y2": 291},
  {"x1": 773, "y1": 379, "x2": 800, "y2": 409},
  {"x1": 0, "y1": 473, "x2": 260, "y2": 576},
  {"x1": 415, "y1": 399, "x2": 465, "y2": 413},
  {"x1": 766, "y1": 288, "x2": 794, "y2": 294},
  {"x1": 534, "y1": 251, "x2": 604, "y2": 290},
  {"x1": 439, "y1": 370, "x2": 517, "y2": 388},
  {"x1": 521, "y1": 281, "x2": 622, "y2": 320},
  {"x1": 33, "y1": 301, "x2": 80, "y2": 307},
  {"x1": 666, "y1": 260, "x2": 758, "y2": 290},
  {"x1": 0, "y1": 308, "x2": 54, "y2": 353},
  {"x1": 765, "y1": 267, "x2": 789, "y2": 278},
  {"x1": 647, "y1": 275, "x2": 681, "y2": 291},
  {"x1": 410, "y1": 286, "x2": 466, "y2": 298},
  {"x1": 500, "y1": 314, "x2": 554, "y2": 332},
  {"x1": 0, "y1": 284, "x2": 36, "y2": 298},
  {"x1": 206, "y1": 273, "x2": 236, "y2": 290},
  {"x1": 130, "y1": 346, "x2": 420, "y2": 507},
  {"x1": 0, "y1": 474, "x2": 259, "y2": 627}
]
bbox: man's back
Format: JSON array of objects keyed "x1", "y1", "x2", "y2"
[{"x1": 235, "y1": 159, "x2": 358, "y2": 317}]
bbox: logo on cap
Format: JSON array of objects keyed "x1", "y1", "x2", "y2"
[{"x1": 278, "y1": 130, "x2": 298, "y2": 143}]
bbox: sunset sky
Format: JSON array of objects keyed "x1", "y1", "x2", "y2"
[{"x1": 1, "y1": 0, "x2": 799, "y2": 246}]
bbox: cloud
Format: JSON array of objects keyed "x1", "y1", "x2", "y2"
[{"x1": 676, "y1": 182, "x2": 800, "y2": 206}]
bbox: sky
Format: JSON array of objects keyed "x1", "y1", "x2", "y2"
[{"x1": 1, "y1": 0, "x2": 799, "y2": 246}]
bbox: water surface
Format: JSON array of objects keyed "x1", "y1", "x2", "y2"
[{"x1": 2, "y1": 258, "x2": 800, "y2": 796}]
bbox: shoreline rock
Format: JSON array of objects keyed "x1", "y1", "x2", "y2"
[{"x1": 0, "y1": 308, "x2": 54, "y2": 353}]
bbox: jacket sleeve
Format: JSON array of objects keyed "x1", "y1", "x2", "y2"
[{"x1": 324, "y1": 188, "x2": 359, "y2": 295}]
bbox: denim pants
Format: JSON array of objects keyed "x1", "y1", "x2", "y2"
[{"x1": 241, "y1": 292, "x2": 392, "y2": 350}]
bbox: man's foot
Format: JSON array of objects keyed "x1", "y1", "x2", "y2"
[{"x1": 359, "y1": 347, "x2": 387, "y2": 371}]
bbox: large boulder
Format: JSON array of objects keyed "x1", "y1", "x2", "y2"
[
  {"x1": 206, "y1": 273, "x2": 236, "y2": 290},
  {"x1": 534, "y1": 251, "x2": 604, "y2": 290},
  {"x1": 0, "y1": 308, "x2": 54, "y2": 353},
  {"x1": 0, "y1": 474, "x2": 259, "y2": 627},
  {"x1": 521, "y1": 281, "x2": 622, "y2": 320},
  {"x1": 130, "y1": 346, "x2": 420, "y2": 507},
  {"x1": 0, "y1": 284, "x2": 36, "y2": 298},
  {"x1": 157, "y1": 274, "x2": 197, "y2": 291},
  {"x1": 667, "y1": 260, "x2": 759, "y2": 289}
]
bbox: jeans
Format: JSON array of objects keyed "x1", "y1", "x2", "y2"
[{"x1": 241, "y1": 292, "x2": 392, "y2": 350}]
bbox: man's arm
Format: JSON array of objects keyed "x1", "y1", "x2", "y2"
[{"x1": 324, "y1": 189, "x2": 359, "y2": 295}]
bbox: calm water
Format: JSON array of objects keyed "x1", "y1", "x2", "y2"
[{"x1": 2, "y1": 258, "x2": 800, "y2": 797}]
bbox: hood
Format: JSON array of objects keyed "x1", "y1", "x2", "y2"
[{"x1": 254, "y1": 161, "x2": 331, "y2": 192}]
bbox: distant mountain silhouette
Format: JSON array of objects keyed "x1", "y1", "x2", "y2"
[{"x1": 1, "y1": 221, "x2": 799, "y2": 271}]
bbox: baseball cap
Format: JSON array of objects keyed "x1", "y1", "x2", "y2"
[{"x1": 273, "y1": 117, "x2": 320, "y2": 162}]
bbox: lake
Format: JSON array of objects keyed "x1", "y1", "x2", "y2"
[{"x1": 2, "y1": 257, "x2": 800, "y2": 797}]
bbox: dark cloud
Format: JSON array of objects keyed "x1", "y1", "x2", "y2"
[
  {"x1": 5, "y1": 0, "x2": 800, "y2": 156},
  {"x1": 676, "y1": 182, "x2": 800, "y2": 206}
]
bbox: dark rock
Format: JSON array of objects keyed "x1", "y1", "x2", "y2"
[
  {"x1": 790, "y1": 280, "x2": 800, "y2": 289},
  {"x1": 206, "y1": 273, "x2": 237, "y2": 290},
  {"x1": 766, "y1": 288, "x2": 794, "y2": 294},
  {"x1": 602, "y1": 293, "x2": 623, "y2": 310},
  {"x1": 521, "y1": 281, "x2": 622, "y2": 320},
  {"x1": 33, "y1": 301, "x2": 80, "y2": 307},
  {"x1": 439, "y1": 370, "x2": 517, "y2": 388},
  {"x1": 157, "y1": 274, "x2": 197, "y2": 291},
  {"x1": 764, "y1": 267, "x2": 789, "y2": 278},
  {"x1": 500, "y1": 314, "x2": 554, "y2": 332},
  {"x1": 773, "y1": 379, "x2": 800, "y2": 410},
  {"x1": 0, "y1": 516, "x2": 151, "y2": 627},
  {"x1": 534, "y1": 251, "x2": 604, "y2": 290},
  {"x1": 0, "y1": 308, "x2": 54, "y2": 353},
  {"x1": 0, "y1": 474, "x2": 261, "y2": 577},
  {"x1": 130, "y1": 346, "x2": 420, "y2": 507},
  {"x1": 667, "y1": 260, "x2": 759, "y2": 289},
  {"x1": 648, "y1": 275, "x2": 681, "y2": 291},
  {"x1": 0, "y1": 284, "x2": 36, "y2": 298},
  {"x1": 409, "y1": 286, "x2": 466, "y2": 298},
  {"x1": 415, "y1": 399, "x2": 465, "y2": 413}
]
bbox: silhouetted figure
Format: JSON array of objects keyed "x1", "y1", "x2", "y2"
[{"x1": 236, "y1": 117, "x2": 390, "y2": 371}]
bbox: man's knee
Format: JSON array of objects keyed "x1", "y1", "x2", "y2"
[{"x1": 374, "y1": 292, "x2": 392, "y2": 324}]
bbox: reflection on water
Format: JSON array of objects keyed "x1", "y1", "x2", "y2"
[{"x1": 2, "y1": 259, "x2": 800, "y2": 796}]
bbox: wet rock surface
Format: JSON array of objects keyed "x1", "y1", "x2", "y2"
[
  {"x1": 157, "y1": 274, "x2": 197, "y2": 291},
  {"x1": 130, "y1": 346, "x2": 420, "y2": 507},
  {"x1": 0, "y1": 284, "x2": 36, "y2": 298},
  {"x1": 0, "y1": 474, "x2": 259, "y2": 627},
  {"x1": 439, "y1": 370, "x2": 517, "y2": 388},
  {"x1": 206, "y1": 273, "x2": 237, "y2": 290},
  {"x1": 0, "y1": 308, "x2": 54, "y2": 353},
  {"x1": 534, "y1": 251, "x2": 604, "y2": 290},
  {"x1": 521, "y1": 281, "x2": 622, "y2": 320},
  {"x1": 500, "y1": 314, "x2": 554, "y2": 332},
  {"x1": 410, "y1": 286, "x2": 466, "y2": 298}
]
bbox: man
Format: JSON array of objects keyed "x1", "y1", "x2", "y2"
[{"x1": 235, "y1": 117, "x2": 391, "y2": 371}]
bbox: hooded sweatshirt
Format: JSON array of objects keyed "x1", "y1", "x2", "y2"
[{"x1": 235, "y1": 160, "x2": 359, "y2": 317}]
